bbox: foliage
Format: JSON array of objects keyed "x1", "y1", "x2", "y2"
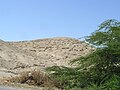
[
  {"x1": 85, "y1": 74, "x2": 120, "y2": 90},
  {"x1": 46, "y1": 66, "x2": 94, "y2": 89},
  {"x1": 46, "y1": 19, "x2": 120, "y2": 89},
  {"x1": 102, "y1": 75, "x2": 120, "y2": 90}
]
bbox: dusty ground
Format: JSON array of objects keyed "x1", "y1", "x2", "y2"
[{"x1": 0, "y1": 37, "x2": 95, "y2": 89}]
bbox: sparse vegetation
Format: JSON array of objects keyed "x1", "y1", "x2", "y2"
[
  {"x1": 7, "y1": 70, "x2": 54, "y2": 87},
  {"x1": 46, "y1": 19, "x2": 120, "y2": 90}
]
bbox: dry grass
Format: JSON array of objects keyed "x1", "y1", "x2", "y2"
[
  {"x1": 1, "y1": 70, "x2": 62, "y2": 90},
  {"x1": 6, "y1": 70, "x2": 54, "y2": 87}
]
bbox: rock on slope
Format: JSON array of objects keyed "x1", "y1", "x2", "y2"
[{"x1": 0, "y1": 37, "x2": 95, "y2": 78}]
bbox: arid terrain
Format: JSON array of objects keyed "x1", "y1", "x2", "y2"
[{"x1": 0, "y1": 37, "x2": 95, "y2": 89}]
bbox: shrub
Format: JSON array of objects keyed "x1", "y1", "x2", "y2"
[{"x1": 7, "y1": 70, "x2": 53, "y2": 87}]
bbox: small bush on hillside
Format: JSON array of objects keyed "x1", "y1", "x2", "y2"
[{"x1": 7, "y1": 70, "x2": 54, "y2": 87}]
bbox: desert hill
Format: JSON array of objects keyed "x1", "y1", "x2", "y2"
[{"x1": 0, "y1": 37, "x2": 95, "y2": 78}]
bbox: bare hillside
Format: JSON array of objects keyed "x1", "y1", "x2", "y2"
[
  {"x1": 0, "y1": 37, "x2": 95, "y2": 78},
  {"x1": 9, "y1": 37, "x2": 95, "y2": 67},
  {"x1": 0, "y1": 39, "x2": 40, "y2": 78}
]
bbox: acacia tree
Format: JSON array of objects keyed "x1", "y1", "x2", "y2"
[
  {"x1": 47, "y1": 19, "x2": 120, "y2": 89},
  {"x1": 85, "y1": 19, "x2": 120, "y2": 74},
  {"x1": 72, "y1": 19, "x2": 120, "y2": 87}
]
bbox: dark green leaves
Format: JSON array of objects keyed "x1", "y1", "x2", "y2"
[
  {"x1": 86, "y1": 19, "x2": 120, "y2": 47},
  {"x1": 46, "y1": 19, "x2": 120, "y2": 89}
]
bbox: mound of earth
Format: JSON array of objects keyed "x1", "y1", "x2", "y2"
[{"x1": 0, "y1": 37, "x2": 95, "y2": 78}]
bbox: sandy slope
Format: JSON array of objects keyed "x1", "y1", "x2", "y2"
[
  {"x1": 0, "y1": 37, "x2": 95, "y2": 78},
  {"x1": 0, "y1": 86, "x2": 30, "y2": 90}
]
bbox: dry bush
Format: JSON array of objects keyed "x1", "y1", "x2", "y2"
[{"x1": 7, "y1": 70, "x2": 54, "y2": 87}]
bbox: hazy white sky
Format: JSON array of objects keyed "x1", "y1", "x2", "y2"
[{"x1": 0, "y1": 0, "x2": 120, "y2": 41}]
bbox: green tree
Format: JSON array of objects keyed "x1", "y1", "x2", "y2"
[
  {"x1": 82, "y1": 19, "x2": 120, "y2": 78},
  {"x1": 73, "y1": 19, "x2": 120, "y2": 85},
  {"x1": 47, "y1": 19, "x2": 120, "y2": 89}
]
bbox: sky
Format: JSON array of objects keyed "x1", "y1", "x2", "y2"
[{"x1": 0, "y1": 0, "x2": 120, "y2": 41}]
